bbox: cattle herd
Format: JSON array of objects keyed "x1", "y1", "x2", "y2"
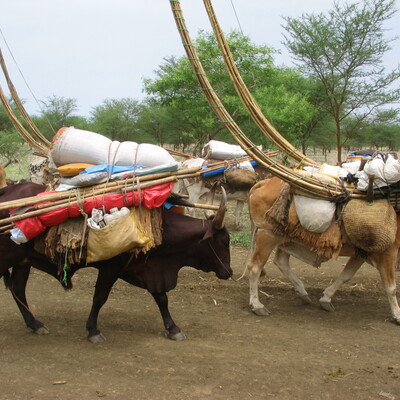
[{"x1": 0, "y1": 166, "x2": 399, "y2": 343}]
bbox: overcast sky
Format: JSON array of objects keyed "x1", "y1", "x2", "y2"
[{"x1": 1, "y1": 0, "x2": 399, "y2": 117}]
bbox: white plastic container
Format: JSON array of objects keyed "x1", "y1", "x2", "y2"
[{"x1": 104, "y1": 207, "x2": 130, "y2": 226}]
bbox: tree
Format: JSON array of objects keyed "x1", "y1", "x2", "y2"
[
  {"x1": 136, "y1": 100, "x2": 189, "y2": 147},
  {"x1": 349, "y1": 109, "x2": 400, "y2": 149},
  {"x1": 0, "y1": 98, "x2": 31, "y2": 161},
  {"x1": 144, "y1": 31, "x2": 326, "y2": 154},
  {"x1": 283, "y1": 0, "x2": 400, "y2": 163},
  {"x1": 0, "y1": 98, "x2": 16, "y2": 132},
  {"x1": 90, "y1": 98, "x2": 142, "y2": 141},
  {"x1": 32, "y1": 95, "x2": 88, "y2": 139}
]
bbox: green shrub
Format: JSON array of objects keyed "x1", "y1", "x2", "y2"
[{"x1": 230, "y1": 231, "x2": 252, "y2": 248}]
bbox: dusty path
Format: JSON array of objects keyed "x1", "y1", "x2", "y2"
[{"x1": 1, "y1": 244, "x2": 399, "y2": 400}]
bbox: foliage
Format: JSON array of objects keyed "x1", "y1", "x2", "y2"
[
  {"x1": 0, "y1": 98, "x2": 16, "y2": 132},
  {"x1": 90, "y1": 98, "x2": 143, "y2": 141},
  {"x1": 230, "y1": 231, "x2": 252, "y2": 248},
  {"x1": 143, "y1": 30, "x2": 326, "y2": 154},
  {"x1": 0, "y1": 128, "x2": 29, "y2": 161},
  {"x1": 31, "y1": 95, "x2": 88, "y2": 139},
  {"x1": 135, "y1": 100, "x2": 190, "y2": 147},
  {"x1": 346, "y1": 109, "x2": 400, "y2": 150},
  {"x1": 283, "y1": 0, "x2": 400, "y2": 162},
  {"x1": 0, "y1": 97, "x2": 34, "y2": 161}
]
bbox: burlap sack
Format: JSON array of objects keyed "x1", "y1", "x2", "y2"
[
  {"x1": 87, "y1": 208, "x2": 150, "y2": 263},
  {"x1": 343, "y1": 199, "x2": 397, "y2": 253},
  {"x1": 224, "y1": 167, "x2": 257, "y2": 190},
  {"x1": 266, "y1": 183, "x2": 342, "y2": 259}
]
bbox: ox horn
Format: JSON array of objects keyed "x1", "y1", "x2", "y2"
[
  {"x1": 204, "y1": 182, "x2": 218, "y2": 219},
  {"x1": 212, "y1": 186, "x2": 227, "y2": 230}
]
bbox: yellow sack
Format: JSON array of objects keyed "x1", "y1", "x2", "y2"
[
  {"x1": 87, "y1": 208, "x2": 150, "y2": 263},
  {"x1": 56, "y1": 163, "x2": 94, "y2": 176}
]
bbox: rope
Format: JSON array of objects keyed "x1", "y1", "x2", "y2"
[
  {"x1": 229, "y1": 0, "x2": 243, "y2": 34},
  {"x1": 10, "y1": 284, "x2": 36, "y2": 319},
  {"x1": 0, "y1": 33, "x2": 53, "y2": 145},
  {"x1": 207, "y1": 241, "x2": 236, "y2": 281},
  {"x1": 61, "y1": 232, "x2": 69, "y2": 286}
]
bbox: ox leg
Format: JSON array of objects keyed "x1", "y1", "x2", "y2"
[
  {"x1": 151, "y1": 292, "x2": 186, "y2": 341},
  {"x1": 319, "y1": 257, "x2": 363, "y2": 312},
  {"x1": 371, "y1": 253, "x2": 400, "y2": 324},
  {"x1": 273, "y1": 248, "x2": 311, "y2": 304},
  {"x1": 86, "y1": 266, "x2": 120, "y2": 343},
  {"x1": 234, "y1": 200, "x2": 245, "y2": 230},
  {"x1": 8, "y1": 266, "x2": 49, "y2": 335},
  {"x1": 248, "y1": 229, "x2": 280, "y2": 316}
]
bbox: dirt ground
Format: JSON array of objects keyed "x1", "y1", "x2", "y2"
[{"x1": 1, "y1": 218, "x2": 400, "y2": 400}]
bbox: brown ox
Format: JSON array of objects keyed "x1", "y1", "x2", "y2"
[
  {"x1": 247, "y1": 177, "x2": 400, "y2": 324},
  {"x1": 1, "y1": 182, "x2": 232, "y2": 342}
]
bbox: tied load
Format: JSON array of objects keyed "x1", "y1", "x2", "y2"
[
  {"x1": 281, "y1": 151, "x2": 399, "y2": 257},
  {"x1": 51, "y1": 126, "x2": 179, "y2": 168}
]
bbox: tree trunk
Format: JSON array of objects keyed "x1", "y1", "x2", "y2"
[{"x1": 335, "y1": 119, "x2": 342, "y2": 166}]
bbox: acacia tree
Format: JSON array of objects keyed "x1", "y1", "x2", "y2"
[
  {"x1": 283, "y1": 0, "x2": 400, "y2": 163},
  {"x1": 144, "y1": 31, "x2": 326, "y2": 154},
  {"x1": 90, "y1": 98, "x2": 142, "y2": 141},
  {"x1": 0, "y1": 98, "x2": 30, "y2": 161},
  {"x1": 32, "y1": 95, "x2": 89, "y2": 139}
]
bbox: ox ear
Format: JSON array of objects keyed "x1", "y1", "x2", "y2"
[{"x1": 212, "y1": 186, "x2": 227, "y2": 230}]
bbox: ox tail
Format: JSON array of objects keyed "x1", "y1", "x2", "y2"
[
  {"x1": 236, "y1": 223, "x2": 258, "y2": 281},
  {"x1": 2, "y1": 270, "x2": 12, "y2": 290}
]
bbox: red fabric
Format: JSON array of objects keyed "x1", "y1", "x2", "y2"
[{"x1": 13, "y1": 182, "x2": 173, "y2": 240}]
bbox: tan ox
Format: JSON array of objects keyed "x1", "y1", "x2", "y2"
[
  {"x1": 247, "y1": 176, "x2": 400, "y2": 324},
  {"x1": 0, "y1": 160, "x2": 11, "y2": 188},
  {"x1": 0, "y1": 165, "x2": 6, "y2": 188}
]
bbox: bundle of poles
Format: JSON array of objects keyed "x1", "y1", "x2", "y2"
[{"x1": 0, "y1": 167, "x2": 205, "y2": 234}]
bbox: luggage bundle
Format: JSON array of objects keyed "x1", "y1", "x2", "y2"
[
  {"x1": 268, "y1": 150, "x2": 400, "y2": 257},
  {"x1": 7, "y1": 127, "x2": 186, "y2": 264},
  {"x1": 51, "y1": 127, "x2": 180, "y2": 188}
]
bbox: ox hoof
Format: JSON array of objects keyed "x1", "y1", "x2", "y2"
[
  {"x1": 88, "y1": 333, "x2": 106, "y2": 343},
  {"x1": 389, "y1": 317, "x2": 400, "y2": 325},
  {"x1": 319, "y1": 301, "x2": 335, "y2": 312},
  {"x1": 252, "y1": 306, "x2": 270, "y2": 316},
  {"x1": 299, "y1": 294, "x2": 312, "y2": 305},
  {"x1": 167, "y1": 331, "x2": 187, "y2": 341},
  {"x1": 34, "y1": 326, "x2": 50, "y2": 335}
]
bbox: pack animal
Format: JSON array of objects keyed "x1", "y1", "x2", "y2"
[
  {"x1": 0, "y1": 160, "x2": 11, "y2": 188},
  {"x1": 180, "y1": 158, "x2": 269, "y2": 229},
  {"x1": 246, "y1": 177, "x2": 400, "y2": 324},
  {"x1": 28, "y1": 157, "x2": 56, "y2": 187},
  {"x1": 0, "y1": 182, "x2": 232, "y2": 342}
]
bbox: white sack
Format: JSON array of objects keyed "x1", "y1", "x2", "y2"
[
  {"x1": 202, "y1": 140, "x2": 248, "y2": 160},
  {"x1": 51, "y1": 127, "x2": 179, "y2": 168},
  {"x1": 293, "y1": 195, "x2": 336, "y2": 233},
  {"x1": 382, "y1": 154, "x2": 400, "y2": 182},
  {"x1": 340, "y1": 160, "x2": 362, "y2": 176},
  {"x1": 237, "y1": 160, "x2": 255, "y2": 172},
  {"x1": 356, "y1": 154, "x2": 400, "y2": 190},
  {"x1": 182, "y1": 158, "x2": 207, "y2": 169}
]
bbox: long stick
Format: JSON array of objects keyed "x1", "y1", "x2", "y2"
[
  {"x1": 0, "y1": 176, "x2": 179, "y2": 227},
  {"x1": 0, "y1": 167, "x2": 200, "y2": 212}
]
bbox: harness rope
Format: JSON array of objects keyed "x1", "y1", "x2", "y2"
[{"x1": 207, "y1": 240, "x2": 236, "y2": 281}]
